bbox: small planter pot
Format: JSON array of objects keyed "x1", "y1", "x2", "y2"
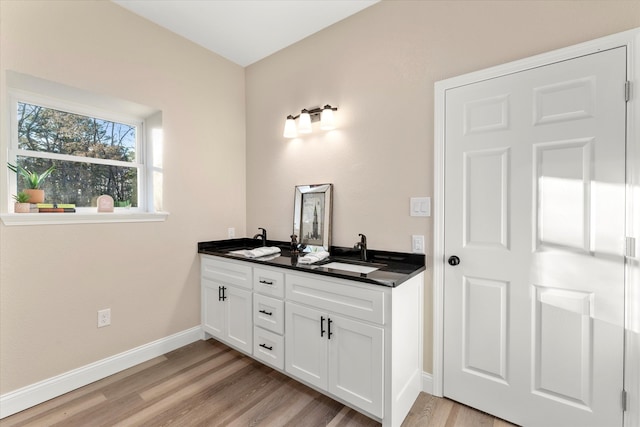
[
  {"x1": 14, "y1": 202, "x2": 31, "y2": 213},
  {"x1": 24, "y1": 189, "x2": 44, "y2": 203}
]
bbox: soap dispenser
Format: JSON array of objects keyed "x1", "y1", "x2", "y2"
[
  {"x1": 290, "y1": 234, "x2": 299, "y2": 265},
  {"x1": 290, "y1": 234, "x2": 299, "y2": 254}
]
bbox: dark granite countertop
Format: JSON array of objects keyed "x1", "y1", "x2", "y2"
[{"x1": 198, "y1": 238, "x2": 426, "y2": 287}]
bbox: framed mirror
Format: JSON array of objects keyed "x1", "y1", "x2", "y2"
[{"x1": 293, "y1": 184, "x2": 333, "y2": 251}]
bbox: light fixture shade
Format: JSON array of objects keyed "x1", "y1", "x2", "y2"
[
  {"x1": 283, "y1": 115, "x2": 297, "y2": 138},
  {"x1": 298, "y1": 109, "x2": 312, "y2": 133},
  {"x1": 320, "y1": 105, "x2": 335, "y2": 130}
]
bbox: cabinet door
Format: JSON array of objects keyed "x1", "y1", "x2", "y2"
[
  {"x1": 328, "y1": 314, "x2": 384, "y2": 418},
  {"x1": 202, "y1": 278, "x2": 225, "y2": 339},
  {"x1": 225, "y1": 286, "x2": 253, "y2": 354},
  {"x1": 285, "y1": 302, "x2": 327, "y2": 389}
]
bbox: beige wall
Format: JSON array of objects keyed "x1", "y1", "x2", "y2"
[
  {"x1": 0, "y1": 1, "x2": 246, "y2": 394},
  {"x1": 245, "y1": 0, "x2": 640, "y2": 373}
]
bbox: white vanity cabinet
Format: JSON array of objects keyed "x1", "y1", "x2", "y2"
[
  {"x1": 201, "y1": 255, "x2": 253, "y2": 354},
  {"x1": 200, "y1": 254, "x2": 424, "y2": 427}
]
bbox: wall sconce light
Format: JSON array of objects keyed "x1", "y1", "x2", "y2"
[{"x1": 283, "y1": 105, "x2": 338, "y2": 138}]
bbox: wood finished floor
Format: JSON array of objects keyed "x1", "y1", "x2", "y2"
[{"x1": 1, "y1": 339, "x2": 517, "y2": 427}]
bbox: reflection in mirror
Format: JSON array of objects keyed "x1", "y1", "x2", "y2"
[{"x1": 293, "y1": 184, "x2": 332, "y2": 252}]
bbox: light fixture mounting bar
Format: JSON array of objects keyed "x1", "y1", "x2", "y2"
[
  {"x1": 287, "y1": 105, "x2": 338, "y2": 121},
  {"x1": 283, "y1": 104, "x2": 338, "y2": 138}
]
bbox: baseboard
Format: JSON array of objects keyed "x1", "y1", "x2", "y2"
[
  {"x1": 422, "y1": 371, "x2": 433, "y2": 395},
  {"x1": 0, "y1": 326, "x2": 203, "y2": 419}
]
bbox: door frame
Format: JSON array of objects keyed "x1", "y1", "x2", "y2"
[{"x1": 433, "y1": 27, "x2": 640, "y2": 426}]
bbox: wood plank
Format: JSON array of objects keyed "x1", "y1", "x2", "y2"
[{"x1": 0, "y1": 339, "x2": 519, "y2": 427}]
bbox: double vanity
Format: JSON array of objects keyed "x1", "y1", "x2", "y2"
[{"x1": 198, "y1": 238, "x2": 425, "y2": 427}]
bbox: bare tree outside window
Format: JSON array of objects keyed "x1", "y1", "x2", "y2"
[{"x1": 14, "y1": 102, "x2": 139, "y2": 207}]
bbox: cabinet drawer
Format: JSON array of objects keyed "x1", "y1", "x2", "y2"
[
  {"x1": 253, "y1": 267, "x2": 285, "y2": 298},
  {"x1": 201, "y1": 256, "x2": 252, "y2": 290},
  {"x1": 254, "y1": 294, "x2": 284, "y2": 334},
  {"x1": 286, "y1": 273, "x2": 386, "y2": 324},
  {"x1": 253, "y1": 326, "x2": 284, "y2": 370}
]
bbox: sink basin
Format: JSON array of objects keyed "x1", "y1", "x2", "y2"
[{"x1": 322, "y1": 262, "x2": 380, "y2": 274}]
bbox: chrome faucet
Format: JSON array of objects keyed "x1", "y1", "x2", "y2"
[
  {"x1": 354, "y1": 233, "x2": 368, "y2": 261},
  {"x1": 253, "y1": 227, "x2": 267, "y2": 246}
]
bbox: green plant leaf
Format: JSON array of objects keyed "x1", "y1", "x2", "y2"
[
  {"x1": 12, "y1": 191, "x2": 30, "y2": 203},
  {"x1": 7, "y1": 163, "x2": 55, "y2": 189}
]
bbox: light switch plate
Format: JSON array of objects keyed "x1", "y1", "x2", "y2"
[{"x1": 410, "y1": 197, "x2": 430, "y2": 217}]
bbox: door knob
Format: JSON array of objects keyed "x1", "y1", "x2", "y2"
[{"x1": 448, "y1": 255, "x2": 460, "y2": 266}]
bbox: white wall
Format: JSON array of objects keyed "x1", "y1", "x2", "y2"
[
  {"x1": 245, "y1": 0, "x2": 640, "y2": 373},
  {"x1": 0, "y1": 0, "x2": 246, "y2": 394}
]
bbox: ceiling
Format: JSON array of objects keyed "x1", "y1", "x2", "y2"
[{"x1": 112, "y1": 0, "x2": 380, "y2": 67}]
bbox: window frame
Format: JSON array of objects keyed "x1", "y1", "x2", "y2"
[{"x1": 1, "y1": 73, "x2": 167, "y2": 225}]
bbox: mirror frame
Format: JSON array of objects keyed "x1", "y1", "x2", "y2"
[{"x1": 293, "y1": 183, "x2": 333, "y2": 252}]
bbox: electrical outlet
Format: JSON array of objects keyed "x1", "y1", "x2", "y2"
[
  {"x1": 97, "y1": 308, "x2": 111, "y2": 328},
  {"x1": 412, "y1": 235, "x2": 425, "y2": 254},
  {"x1": 228, "y1": 227, "x2": 235, "y2": 238}
]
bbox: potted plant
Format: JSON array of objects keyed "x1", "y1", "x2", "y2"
[
  {"x1": 7, "y1": 163, "x2": 55, "y2": 204},
  {"x1": 13, "y1": 191, "x2": 31, "y2": 213}
]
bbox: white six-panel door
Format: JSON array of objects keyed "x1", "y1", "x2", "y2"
[{"x1": 443, "y1": 47, "x2": 627, "y2": 426}]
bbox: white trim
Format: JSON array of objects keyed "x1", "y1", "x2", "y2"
[
  {"x1": 433, "y1": 77, "x2": 446, "y2": 397},
  {"x1": 0, "y1": 326, "x2": 202, "y2": 419},
  {"x1": 433, "y1": 27, "x2": 640, "y2": 425},
  {"x1": 421, "y1": 371, "x2": 433, "y2": 395},
  {"x1": 0, "y1": 211, "x2": 169, "y2": 226}
]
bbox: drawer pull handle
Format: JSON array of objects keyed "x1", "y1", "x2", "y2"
[
  {"x1": 320, "y1": 316, "x2": 326, "y2": 337},
  {"x1": 327, "y1": 318, "x2": 333, "y2": 340},
  {"x1": 258, "y1": 309, "x2": 273, "y2": 316},
  {"x1": 259, "y1": 343, "x2": 273, "y2": 351},
  {"x1": 259, "y1": 279, "x2": 274, "y2": 285},
  {"x1": 218, "y1": 286, "x2": 227, "y2": 301}
]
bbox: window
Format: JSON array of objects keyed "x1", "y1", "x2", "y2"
[
  {"x1": 2, "y1": 71, "x2": 166, "y2": 225},
  {"x1": 12, "y1": 101, "x2": 141, "y2": 208}
]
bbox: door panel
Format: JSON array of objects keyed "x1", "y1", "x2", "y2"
[
  {"x1": 444, "y1": 47, "x2": 626, "y2": 427},
  {"x1": 463, "y1": 276, "x2": 508, "y2": 383},
  {"x1": 464, "y1": 148, "x2": 510, "y2": 249},
  {"x1": 533, "y1": 286, "x2": 593, "y2": 407},
  {"x1": 534, "y1": 139, "x2": 592, "y2": 251}
]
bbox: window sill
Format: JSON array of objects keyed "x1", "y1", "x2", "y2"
[{"x1": 0, "y1": 211, "x2": 169, "y2": 226}]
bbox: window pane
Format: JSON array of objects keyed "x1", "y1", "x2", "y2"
[
  {"x1": 16, "y1": 157, "x2": 138, "y2": 208},
  {"x1": 17, "y1": 102, "x2": 136, "y2": 162}
]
